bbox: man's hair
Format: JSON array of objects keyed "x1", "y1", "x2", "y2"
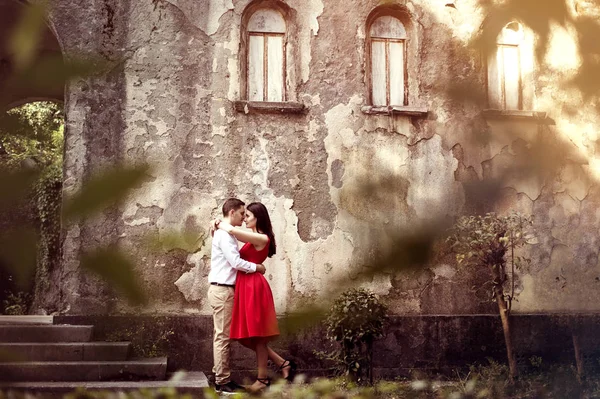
[{"x1": 222, "y1": 198, "x2": 245, "y2": 217}]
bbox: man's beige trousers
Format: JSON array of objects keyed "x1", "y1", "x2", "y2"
[{"x1": 208, "y1": 285, "x2": 235, "y2": 385}]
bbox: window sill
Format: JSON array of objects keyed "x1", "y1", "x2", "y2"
[
  {"x1": 361, "y1": 105, "x2": 429, "y2": 117},
  {"x1": 234, "y1": 101, "x2": 306, "y2": 114},
  {"x1": 482, "y1": 109, "x2": 553, "y2": 124}
]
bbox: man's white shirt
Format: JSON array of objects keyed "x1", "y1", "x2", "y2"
[{"x1": 209, "y1": 229, "x2": 257, "y2": 285}]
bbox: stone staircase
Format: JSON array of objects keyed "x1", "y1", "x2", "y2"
[{"x1": 0, "y1": 316, "x2": 208, "y2": 395}]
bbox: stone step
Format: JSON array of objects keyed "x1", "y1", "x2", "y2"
[
  {"x1": 0, "y1": 342, "x2": 130, "y2": 361},
  {"x1": 0, "y1": 358, "x2": 167, "y2": 382},
  {"x1": 0, "y1": 316, "x2": 53, "y2": 325},
  {"x1": 0, "y1": 325, "x2": 93, "y2": 343},
  {"x1": 0, "y1": 371, "x2": 209, "y2": 395}
]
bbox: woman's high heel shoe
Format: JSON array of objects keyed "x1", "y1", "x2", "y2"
[
  {"x1": 250, "y1": 377, "x2": 271, "y2": 395},
  {"x1": 247, "y1": 377, "x2": 270, "y2": 394},
  {"x1": 257, "y1": 377, "x2": 271, "y2": 386},
  {"x1": 277, "y1": 359, "x2": 298, "y2": 382}
]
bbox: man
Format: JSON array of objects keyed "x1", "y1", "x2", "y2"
[{"x1": 208, "y1": 198, "x2": 266, "y2": 394}]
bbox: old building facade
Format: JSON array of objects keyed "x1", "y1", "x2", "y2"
[{"x1": 11, "y1": 0, "x2": 599, "y2": 318}]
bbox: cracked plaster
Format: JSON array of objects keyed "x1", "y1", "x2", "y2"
[
  {"x1": 37, "y1": 0, "x2": 600, "y2": 316},
  {"x1": 161, "y1": 0, "x2": 234, "y2": 36}
]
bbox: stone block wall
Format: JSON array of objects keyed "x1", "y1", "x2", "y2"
[{"x1": 56, "y1": 314, "x2": 600, "y2": 378}]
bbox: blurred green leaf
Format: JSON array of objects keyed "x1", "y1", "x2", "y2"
[
  {"x1": 144, "y1": 230, "x2": 207, "y2": 253},
  {"x1": 0, "y1": 228, "x2": 38, "y2": 288},
  {"x1": 7, "y1": 0, "x2": 47, "y2": 70},
  {"x1": 0, "y1": 56, "x2": 105, "y2": 111},
  {"x1": 0, "y1": 168, "x2": 40, "y2": 208},
  {"x1": 279, "y1": 305, "x2": 327, "y2": 335},
  {"x1": 0, "y1": 348, "x2": 24, "y2": 363},
  {"x1": 62, "y1": 164, "x2": 151, "y2": 221},
  {"x1": 445, "y1": 80, "x2": 488, "y2": 107},
  {"x1": 80, "y1": 246, "x2": 147, "y2": 306},
  {"x1": 343, "y1": 225, "x2": 445, "y2": 287},
  {"x1": 462, "y1": 179, "x2": 505, "y2": 212},
  {"x1": 474, "y1": 0, "x2": 570, "y2": 61},
  {"x1": 569, "y1": 54, "x2": 600, "y2": 101},
  {"x1": 202, "y1": 388, "x2": 220, "y2": 399}
]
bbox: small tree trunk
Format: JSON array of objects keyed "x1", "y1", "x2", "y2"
[
  {"x1": 344, "y1": 340, "x2": 357, "y2": 382},
  {"x1": 572, "y1": 331, "x2": 584, "y2": 383},
  {"x1": 366, "y1": 338, "x2": 374, "y2": 385},
  {"x1": 495, "y1": 290, "x2": 518, "y2": 382}
]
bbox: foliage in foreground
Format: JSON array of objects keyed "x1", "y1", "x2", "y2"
[{"x1": 2, "y1": 364, "x2": 600, "y2": 399}]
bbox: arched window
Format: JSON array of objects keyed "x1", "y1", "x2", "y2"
[
  {"x1": 246, "y1": 8, "x2": 286, "y2": 102},
  {"x1": 488, "y1": 22, "x2": 524, "y2": 110},
  {"x1": 368, "y1": 15, "x2": 407, "y2": 106}
]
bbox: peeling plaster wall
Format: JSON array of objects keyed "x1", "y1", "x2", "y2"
[{"x1": 45, "y1": 0, "x2": 600, "y2": 316}]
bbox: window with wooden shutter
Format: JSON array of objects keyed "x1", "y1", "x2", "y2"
[
  {"x1": 488, "y1": 22, "x2": 524, "y2": 110},
  {"x1": 247, "y1": 9, "x2": 286, "y2": 102},
  {"x1": 369, "y1": 16, "x2": 407, "y2": 106}
]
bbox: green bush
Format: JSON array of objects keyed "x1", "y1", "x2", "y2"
[
  {"x1": 317, "y1": 288, "x2": 388, "y2": 385},
  {"x1": 1, "y1": 291, "x2": 30, "y2": 315}
]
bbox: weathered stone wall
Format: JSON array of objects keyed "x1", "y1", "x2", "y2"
[
  {"x1": 55, "y1": 314, "x2": 600, "y2": 377},
  {"x1": 43, "y1": 0, "x2": 600, "y2": 316}
]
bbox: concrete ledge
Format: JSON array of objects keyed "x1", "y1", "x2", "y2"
[
  {"x1": 0, "y1": 358, "x2": 167, "y2": 382},
  {"x1": 361, "y1": 105, "x2": 429, "y2": 117},
  {"x1": 0, "y1": 342, "x2": 130, "y2": 361},
  {"x1": 0, "y1": 316, "x2": 53, "y2": 325},
  {"x1": 482, "y1": 109, "x2": 554, "y2": 124},
  {"x1": 234, "y1": 100, "x2": 306, "y2": 114},
  {"x1": 0, "y1": 325, "x2": 93, "y2": 343},
  {"x1": 0, "y1": 372, "x2": 208, "y2": 396}
]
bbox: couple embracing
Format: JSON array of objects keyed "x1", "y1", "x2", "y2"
[{"x1": 208, "y1": 198, "x2": 297, "y2": 394}]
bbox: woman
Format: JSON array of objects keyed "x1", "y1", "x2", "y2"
[{"x1": 214, "y1": 202, "x2": 296, "y2": 393}]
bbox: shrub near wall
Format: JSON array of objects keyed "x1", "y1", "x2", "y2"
[{"x1": 317, "y1": 288, "x2": 388, "y2": 384}]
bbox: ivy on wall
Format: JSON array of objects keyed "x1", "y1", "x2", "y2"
[
  {"x1": 33, "y1": 162, "x2": 63, "y2": 298},
  {"x1": 0, "y1": 101, "x2": 63, "y2": 314}
]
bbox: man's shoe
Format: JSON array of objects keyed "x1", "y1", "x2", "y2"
[
  {"x1": 228, "y1": 381, "x2": 246, "y2": 391},
  {"x1": 215, "y1": 380, "x2": 245, "y2": 394}
]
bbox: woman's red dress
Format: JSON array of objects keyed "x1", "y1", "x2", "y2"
[{"x1": 230, "y1": 241, "x2": 280, "y2": 340}]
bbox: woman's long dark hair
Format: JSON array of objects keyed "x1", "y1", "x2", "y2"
[{"x1": 247, "y1": 202, "x2": 276, "y2": 258}]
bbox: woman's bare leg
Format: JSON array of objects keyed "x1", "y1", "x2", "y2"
[
  {"x1": 241, "y1": 339, "x2": 292, "y2": 381},
  {"x1": 243, "y1": 340, "x2": 284, "y2": 365},
  {"x1": 238, "y1": 338, "x2": 256, "y2": 350},
  {"x1": 248, "y1": 338, "x2": 270, "y2": 393},
  {"x1": 267, "y1": 347, "x2": 285, "y2": 365},
  {"x1": 267, "y1": 347, "x2": 287, "y2": 377},
  {"x1": 267, "y1": 346, "x2": 295, "y2": 379},
  {"x1": 256, "y1": 339, "x2": 269, "y2": 378}
]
